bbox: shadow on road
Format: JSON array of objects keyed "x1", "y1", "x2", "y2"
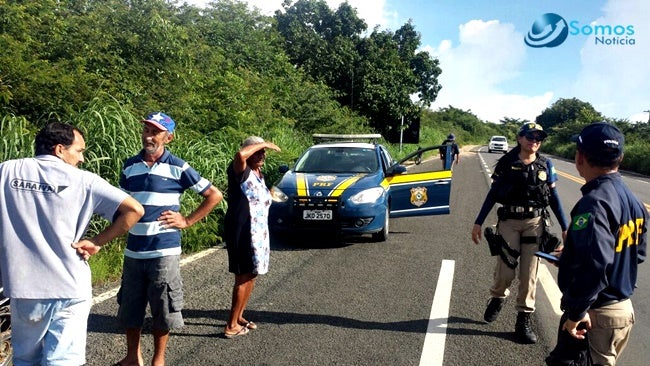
[{"x1": 88, "y1": 310, "x2": 522, "y2": 344}]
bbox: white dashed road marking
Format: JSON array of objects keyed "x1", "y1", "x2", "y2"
[{"x1": 419, "y1": 259, "x2": 455, "y2": 366}]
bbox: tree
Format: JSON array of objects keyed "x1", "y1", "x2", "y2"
[
  {"x1": 535, "y1": 97, "x2": 602, "y2": 130},
  {"x1": 275, "y1": 0, "x2": 441, "y2": 136},
  {"x1": 500, "y1": 117, "x2": 528, "y2": 127},
  {"x1": 395, "y1": 21, "x2": 441, "y2": 107}
]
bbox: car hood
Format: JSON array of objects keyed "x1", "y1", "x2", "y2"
[{"x1": 275, "y1": 170, "x2": 382, "y2": 198}]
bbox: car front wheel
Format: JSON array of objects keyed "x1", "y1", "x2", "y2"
[{"x1": 372, "y1": 207, "x2": 389, "y2": 242}]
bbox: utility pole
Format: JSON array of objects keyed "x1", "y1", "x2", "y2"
[{"x1": 644, "y1": 110, "x2": 650, "y2": 123}]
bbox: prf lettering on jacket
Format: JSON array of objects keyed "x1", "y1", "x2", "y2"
[{"x1": 616, "y1": 218, "x2": 645, "y2": 252}]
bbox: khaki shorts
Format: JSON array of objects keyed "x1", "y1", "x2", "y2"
[{"x1": 117, "y1": 255, "x2": 184, "y2": 331}]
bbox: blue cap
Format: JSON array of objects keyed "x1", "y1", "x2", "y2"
[
  {"x1": 571, "y1": 122, "x2": 624, "y2": 160},
  {"x1": 518, "y1": 122, "x2": 548, "y2": 139},
  {"x1": 142, "y1": 112, "x2": 176, "y2": 133},
  {"x1": 447, "y1": 133, "x2": 455, "y2": 140}
]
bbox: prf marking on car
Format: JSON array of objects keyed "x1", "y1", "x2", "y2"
[
  {"x1": 383, "y1": 170, "x2": 452, "y2": 186},
  {"x1": 295, "y1": 174, "x2": 361, "y2": 197}
]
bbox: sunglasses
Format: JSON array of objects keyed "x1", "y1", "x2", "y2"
[{"x1": 524, "y1": 134, "x2": 544, "y2": 142}]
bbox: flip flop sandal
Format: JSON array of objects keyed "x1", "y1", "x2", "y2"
[
  {"x1": 245, "y1": 321, "x2": 258, "y2": 330},
  {"x1": 224, "y1": 326, "x2": 249, "y2": 339}
]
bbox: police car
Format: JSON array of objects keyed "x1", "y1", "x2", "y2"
[{"x1": 269, "y1": 134, "x2": 453, "y2": 242}]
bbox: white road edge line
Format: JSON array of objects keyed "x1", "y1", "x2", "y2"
[
  {"x1": 92, "y1": 247, "x2": 220, "y2": 306},
  {"x1": 537, "y1": 262, "x2": 563, "y2": 316},
  {"x1": 419, "y1": 259, "x2": 455, "y2": 366}
]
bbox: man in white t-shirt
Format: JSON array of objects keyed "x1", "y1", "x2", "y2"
[{"x1": 0, "y1": 122, "x2": 143, "y2": 366}]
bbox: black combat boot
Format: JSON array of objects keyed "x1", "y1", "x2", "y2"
[
  {"x1": 483, "y1": 297, "x2": 506, "y2": 323},
  {"x1": 515, "y1": 312, "x2": 538, "y2": 344}
]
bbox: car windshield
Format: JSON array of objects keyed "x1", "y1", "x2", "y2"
[
  {"x1": 294, "y1": 146, "x2": 379, "y2": 173},
  {"x1": 491, "y1": 137, "x2": 506, "y2": 142}
]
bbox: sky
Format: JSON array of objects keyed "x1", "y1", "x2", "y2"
[{"x1": 184, "y1": 0, "x2": 650, "y2": 124}]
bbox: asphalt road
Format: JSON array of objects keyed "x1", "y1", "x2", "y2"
[{"x1": 84, "y1": 147, "x2": 649, "y2": 366}]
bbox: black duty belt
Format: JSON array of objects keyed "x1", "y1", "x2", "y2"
[
  {"x1": 498, "y1": 206, "x2": 543, "y2": 220},
  {"x1": 503, "y1": 205, "x2": 538, "y2": 213}
]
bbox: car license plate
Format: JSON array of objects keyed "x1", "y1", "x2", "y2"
[{"x1": 303, "y1": 210, "x2": 332, "y2": 220}]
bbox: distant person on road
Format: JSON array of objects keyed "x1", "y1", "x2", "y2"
[
  {"x1": 116, "y1": 112, "x2": 223, "y2": 366},
  {"x1": 223, "y1": 136, "x2": 280, "y2": 338},
  {"x1": 439, "y1": 133, "x2": 460, "y2": 169},
  {"x1": 546, "y1": 123, "x2": 647, "y2": 366},
  {"x1": 471, "y1": 122, "x2": 569, "y2": 344},
  {"x1": 0, "y1": 122, "x2": 144, "y2": 366}
]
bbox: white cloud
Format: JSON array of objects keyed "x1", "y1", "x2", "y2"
[
  {"x1": 428, "y1": 19, "x2": 552, "y2": 123},
  {"x1": 572, "y1": 0, "x2": 650, "y2": 121}
]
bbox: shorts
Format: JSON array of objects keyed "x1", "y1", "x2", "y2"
[
  {"x1": 11, "y1": 298, "x2": 91, "y2": 366},
  {"x1": 117, "y1": 255, "x2": 184, "y2": 331}
]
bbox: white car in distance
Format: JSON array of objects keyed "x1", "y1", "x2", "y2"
[{"x1": 488, "y1": 135, "x2": 508, "y2": 153}]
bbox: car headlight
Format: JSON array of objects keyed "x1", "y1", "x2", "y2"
[
  {"x1": 271, "y1": 186, "x2": 288, "y2": 203},
  {"x1": 349, "y1": 187, "x2": 384, "y2": 204}
]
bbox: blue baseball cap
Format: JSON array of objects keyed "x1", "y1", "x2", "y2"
[
  {"x1": 142, "y1": 112, "x2": 176, "y2": 133},
  {"x1": 571, "y1": 122, "x2": 624, "y2": 160},
  {"x1": 518, "y1": 122, "x2": 548, "y2": 139}
]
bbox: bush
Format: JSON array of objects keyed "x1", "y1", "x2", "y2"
[{"x1": 621, "y1": 143, "x2": 650, "y2": 175}]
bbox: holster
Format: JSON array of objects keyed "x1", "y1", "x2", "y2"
[
  {"x1": 539, "y1": 209, "x2": 562, "y2": 253},
  {"x1": 484, "y1": 226, "x2": 520, "y2": 269}
]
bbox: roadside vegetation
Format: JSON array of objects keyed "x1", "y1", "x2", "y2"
[{"x1": 1, "y1": 0, "x2": 648, "y2": 284}]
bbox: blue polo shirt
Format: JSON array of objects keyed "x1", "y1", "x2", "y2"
[{"x1": 120, "y1": 149, "x2": 211, "y2": 259}]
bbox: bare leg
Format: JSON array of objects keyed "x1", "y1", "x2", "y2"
[
  {"x1": 117, "y1": 327, "x2": 144, "y2": 366},
  {"x1": 151, "y1": 329, "x2": 170, "y2": 366},
  {"x1": 236, "y1": 277, "x2": 256, "y2": 325},
  {"x1": 226, "y1": 273, "x2": 257, "y2": 333}
]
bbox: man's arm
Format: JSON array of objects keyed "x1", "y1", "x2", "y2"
[
  {"x1": 158, "y1": 185, "x2": 223, "y2": 229},
  {"x1": 73, "y1": 196, "x2": 144, "y2": 259}
]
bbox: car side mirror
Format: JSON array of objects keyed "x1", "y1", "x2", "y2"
[{"x1": 387, "y1": 165, "x2": 407, "y2": 175}]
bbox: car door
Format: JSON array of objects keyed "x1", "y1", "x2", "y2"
[{"x1": 384, "y1": 145, "x2": 452, "y2": 218}]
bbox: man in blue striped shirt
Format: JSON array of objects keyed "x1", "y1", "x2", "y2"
[{"x1": 115, "y1": 112, "x2": 223, "y2": 366}]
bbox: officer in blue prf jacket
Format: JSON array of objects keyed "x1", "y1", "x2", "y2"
[
  {"x1": 548, "y1": 123, "x2": 647, "y2": 366},
  {"x1": 471, "y1": 122, "x2": 569, "y2": 344}
]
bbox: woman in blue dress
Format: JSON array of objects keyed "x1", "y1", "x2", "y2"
[{"x1": 223, "y1": 136, "x2": 281, "y2": 338}]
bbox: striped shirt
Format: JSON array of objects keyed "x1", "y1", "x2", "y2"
[{"x1": 120, "y1": 149, "x2": 211, "y2": 259}]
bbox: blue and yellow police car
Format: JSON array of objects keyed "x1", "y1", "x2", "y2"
[{"x1": 269, "y1": 134, "x2": 453, "y2": 242}]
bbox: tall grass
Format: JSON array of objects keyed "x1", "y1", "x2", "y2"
[
  {"x1": 62, "y1": 99, "x2": 144, "y2": 283},
  {"x1": 1, "y1": 115, "x2": 36, "y2": 161}
]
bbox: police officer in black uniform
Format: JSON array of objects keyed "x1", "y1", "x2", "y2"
[
  {"x1": 439, "y1": 133, "x2": 460, "y2": 169},
  {"x1": 546, "y1": 123, "x2": 647, "y2": 365},
  {"x1": 471, "y1": 122, "x2": 569, "y2": 344}
]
